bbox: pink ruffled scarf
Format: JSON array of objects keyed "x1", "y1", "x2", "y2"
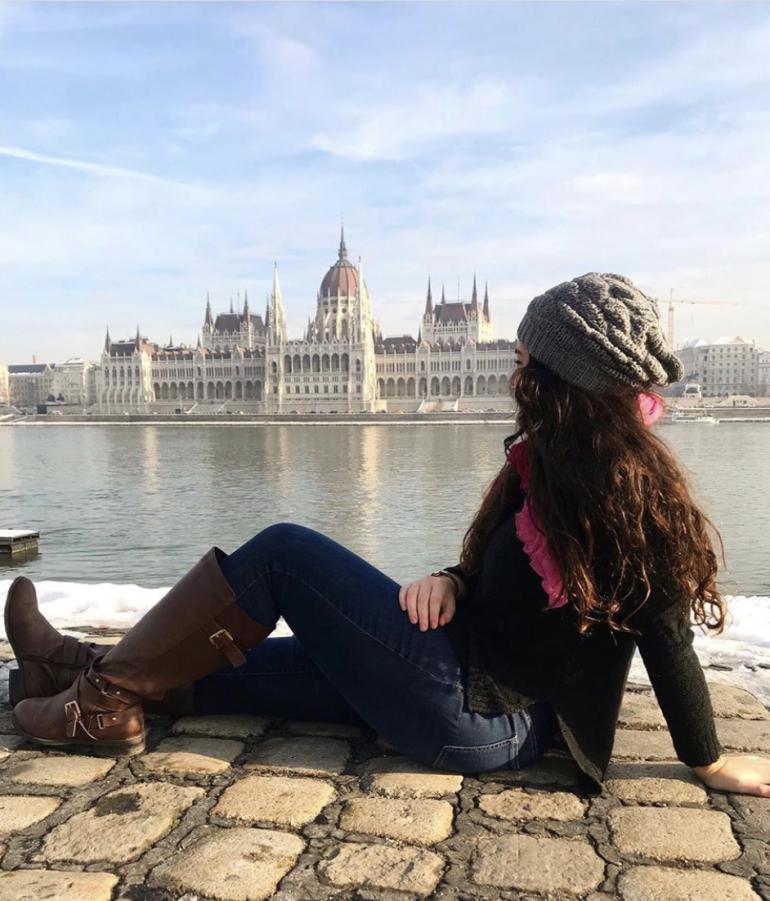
[{"x1": 505, "y1": 391, "x2": 664, "y2": 609}]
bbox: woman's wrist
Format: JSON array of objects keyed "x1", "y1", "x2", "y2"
[
  {"x1": 692, "y1": 754, "x2": 728, "y2": 777},
  {"x1": 430, "y1": 570, "x2": 463, "y2": 599}
]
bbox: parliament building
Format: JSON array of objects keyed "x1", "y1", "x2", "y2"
[{"x1": 98, "y1": 229, "x2": 517, "y2": 414}]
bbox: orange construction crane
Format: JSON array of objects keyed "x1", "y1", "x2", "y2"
[{"x1": 659, "y1": 291, "x2": 742, "y2": 350}]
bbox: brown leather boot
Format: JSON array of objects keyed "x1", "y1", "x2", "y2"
[
  {"x1": 4, "y1": 577, "x2": 114, "y2": 706},
  {"x1": 12, "y1": 548, "x2": 273, "y2": 754},
  {"x1": 4, "y1": 577, "x2": 194, "y2": 717}
]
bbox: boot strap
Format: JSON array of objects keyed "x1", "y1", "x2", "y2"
[
  {"x1": 88, "y1": 670, "x2": 143, "y2": 704},
  {"x1": 64, "y1": 699, "x2": 133, "y2": 739},
  {"x1": 208, "y1": 627, "x2": 246, "y2": 667},
  {"x1": 61, "y1": 634, "x2": 99, "y2": 667}
]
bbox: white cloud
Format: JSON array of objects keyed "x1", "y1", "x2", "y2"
[
  {"x1": 310, "y1": 77, "x2": 518, "y2": 161},
  {"x1": 0, "y1": 145, "x2": 210, "y2": 192}
]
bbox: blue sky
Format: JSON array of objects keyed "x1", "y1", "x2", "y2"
[{"x1": 1, "y1": 1, "x2": 769, "y2": 363}]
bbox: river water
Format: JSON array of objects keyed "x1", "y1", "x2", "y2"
[
  {"x1": 1, "y1": 421, "x2": 767, "y2": 592},
  {"x1": 1, "y1": 421, "x2": 770, "y2": 702}
]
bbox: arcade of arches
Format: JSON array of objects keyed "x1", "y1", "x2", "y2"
[
  {"x1": 377, "y1": 372, "x2": 512, "y2": 399},
  {"x1": 152, "y1": 380, "x2": 264, "y2": 402}
]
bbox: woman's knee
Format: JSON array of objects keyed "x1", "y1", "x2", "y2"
[
  {"x1": 258, "y1": 522, "x2": 303, "y2": 543},
  {"x1": 255, "y1": 522, "x2": 317, "y2": 553}
]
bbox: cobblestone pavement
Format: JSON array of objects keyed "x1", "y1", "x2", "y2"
[{"x1": 1, "y1": 642, "x2": 769, "y2": 900}]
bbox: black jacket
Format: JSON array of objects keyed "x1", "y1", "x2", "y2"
[{"x1": 442, "y1": 482, "x2": 723, "y2": 793}]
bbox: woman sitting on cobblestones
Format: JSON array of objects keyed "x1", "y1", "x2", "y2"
[{"x1": 6, "y1": 272, "x2": 770, "y2": 797}]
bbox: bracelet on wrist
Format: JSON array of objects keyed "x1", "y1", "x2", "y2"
[{"x1": 430, "y1": 570, "x2": 461, "y2": 596}]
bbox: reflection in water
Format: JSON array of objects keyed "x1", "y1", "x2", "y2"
[
  {"x1": 0, "y1": 423, "x2": 767, "y2": 596},
  {"x1": 142, "y1": 427, "x2": 159, "y2": 493}
]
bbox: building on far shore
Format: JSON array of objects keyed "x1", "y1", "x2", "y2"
[
  {"x1": 98, "y1": 229, "x2": 517, "y2": 415},
  {"x1": 0, "y1": 364, "x2": 8, "y2": 405},
  {"x1": 6, "y1": 359, "x2": 97, "y2": 409},
  {"x1": 758, "y1": 349, "x2": 770, "y2": 397},
  {"x1": 677, "y1": 336, "x2": 759, "y2": 397},
  {"x1": 52, "y1": 358, "x2": 98, "y2": 405},
  {"x1": 7, "y1": 362, "x2": 55, "y2": 407}
]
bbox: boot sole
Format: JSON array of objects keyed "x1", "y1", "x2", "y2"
[{"x1": 12, "y1": 714, "x2": 146, "y2": 757}]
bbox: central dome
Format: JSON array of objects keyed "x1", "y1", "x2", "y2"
[{"x1": 320, "y1": 227, "x2": 360, "y2": 298}]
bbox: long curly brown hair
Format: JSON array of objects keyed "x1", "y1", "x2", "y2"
[{"x1": 458, "y1": 355, "x2": 728, "y2": 637}]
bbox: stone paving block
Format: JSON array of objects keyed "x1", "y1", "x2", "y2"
[
  {"x1": 244, "y1": 735, "x2": 350, "y2": 776},
  {"x1": 717, "y1": 718, "x2": 770, "y2": 753},
  {"x1": 318, "y1": 841, "x2": 445, "y2": 897},
  {"x1": 0, "y1": 869, "x2": 119, "y2": 901},
  {"x1": 140, "y1": 736, "x2": 243, "y2": 775},
  {"x1": 709, "y1": 683, "x2": 770, "y2": 720},
  {"x1": 618, "y1": 864, "x2": 760, "y2": 900},
  {"x1": 612, "y1": 729, "x2": 676, "y2": 760},
  {"x1": 42, "y1": 781, "x2": 203, "y2": 864},
  {"x1": 0, "y1": 734, "x2": 24, "y2": 759},
  {"x1": 364, "y1": 756, "x2": 463, "y2": 798},
  {"x1": 479, "y1": 787, "x2": 587, "y2": 821},
  {"x1": 472, "y1": 833, "x2": 604, "y2": 893},
  {"x1": 213, "y1": 773, "x2": 336, "y2": 827},
  {"x1": 150, "y1": 824, "x2": 304, "y2": 901},
  {"x1": 285, "y1": 719, "x2": 363, "y2": 738},
  {"x1": 0, "y1": 794, "x2": 61, "y2": 836},
  {"x1": 609, "y1": 807, "x2": 740, "y2": 863},
  {"x1": 618, "y1": 691, "x2": 666, "y2": 729},
  {"x1": 730, "y1": 794, "x2": 770, "y2": 835},
  {"x1": 340, "y1": 797, "x2": 454, "y2": 846},
  {"x1": 604, "y1": 761, "x2": 708, "y2": 804},
  {"x1": 171, "y1": 713, "x2": 268, "y2": 739},
  {"x1": 4, "y1": 755, "x2": 115, "y2": 787},
  {"x1": 478, "y1": 752, "x2": 584, "y2": 787}
]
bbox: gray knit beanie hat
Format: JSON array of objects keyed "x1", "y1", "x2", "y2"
[{"x1": 516, "y1": 272, "x2": 684, "y2": 394}]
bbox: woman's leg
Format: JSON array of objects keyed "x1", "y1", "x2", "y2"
[
  {"x1": 195, "y1": 521, "x2": 558, "y2": 771},
  {"x1": 194, "y1": 635, "x2": 369, "y2": 727}
]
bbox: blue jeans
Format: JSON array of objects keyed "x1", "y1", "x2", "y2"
[{"x1": 193, "y1": 522, "x2": 560, "y2": 773}]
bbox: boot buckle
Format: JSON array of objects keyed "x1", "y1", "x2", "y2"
[
  {"x1": 209, "y1": 628, "x2": 246, "y2": 667},
  {"x1": 64, "y1": 699, "x2": 82, "y2": 738},
  {"x1": 95, "y1": 712, "x2": 119, "y2": 731}
]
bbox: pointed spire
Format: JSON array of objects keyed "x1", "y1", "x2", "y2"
[
  {"x1": 338, "y1": 220, "x2": 348, "y2": 261},
  {"x1": 441, "y1": 284, "x2": 446, "y2": 304},
  {"x1": 104, "y1": 325, "x2": 111, "y2": 352},
  {"x1": 205, "y1": 292, "x2": 213, "y2": 325},
  {"x1": 471, "y1": 273, "x2": 478, "y2": 308},
  {"x1": 265, "y1": 293, "x2": 271, "y2": 329},
  {"x1": 135, "y1": 323, "x2": 141, "y2": 345},
  {"x1": 168, "y1": 334, "x2": 173, "y2": 348},
  {"x1": 229, "y1": 297, "x2": 234, "y2": 315},
  {"x1": 418, "y1": 325, "x2": 422, "y2": 343},
  {"x1": 424, "y1": 277, "x2": 433, "y2": 315},
  {"x1": 243, "y1": 289, "x2": 250, "y2": 319},
  {"x1": 483, "y1": 281, "x2": 490, "y2": 320},
  {"x1": 196, "y1": 333, "x2": 202, "y2": 349},
  {"x1": 269, "y1": 261, "x2": 287, "y2": 344}
]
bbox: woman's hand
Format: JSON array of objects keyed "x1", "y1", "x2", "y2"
[
  {"x1": 399, "y1": 575, "x2": 457, "y2": 631},
  {"x1": 692, "y1": 754, "x2": 770, "y2": 796}
]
